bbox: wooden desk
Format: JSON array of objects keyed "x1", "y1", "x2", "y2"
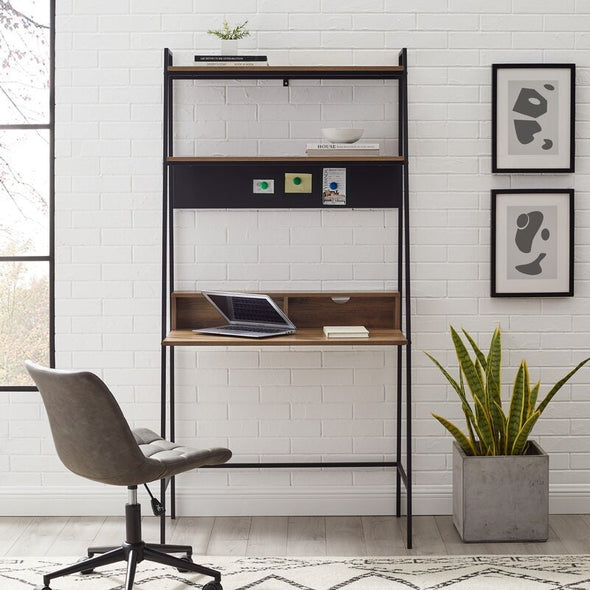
[
  {"x1": 161, "y1": 291, "x2": 410, "y2": 543},
  {"x1": 165, "y1": 290, "x2": 404, "y2": 342},
  {"x1": 162, "y1": 289, "x2": 408, "y2": 464}
]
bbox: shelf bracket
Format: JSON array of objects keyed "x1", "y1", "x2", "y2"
[{"x1": 283, "y1": 78, "x2": 289, "y2": 87}]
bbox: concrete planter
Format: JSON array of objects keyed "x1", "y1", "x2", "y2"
[{"x1": 453, "y1": 440, "x2": 549, "y2": 542}]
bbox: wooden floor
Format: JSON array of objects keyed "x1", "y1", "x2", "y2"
[{"x1": 1, "y1": 515, "x2": 590, "y2": 557}]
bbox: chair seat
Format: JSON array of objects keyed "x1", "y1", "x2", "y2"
[{"x1": 133, "y1": 428, "x2": 232, "y2": 481}]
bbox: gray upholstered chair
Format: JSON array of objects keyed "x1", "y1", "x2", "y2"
[{"x1": 25, "y1": 361, "x2": 231, "y2": 590}]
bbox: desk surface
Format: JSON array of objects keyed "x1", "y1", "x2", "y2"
[{"x1": 163, "y1": 328, "x2": 407, "y2": 347}]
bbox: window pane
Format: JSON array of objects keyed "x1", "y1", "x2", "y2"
[
  {"x1": 0, "y1": 0, "x2": 50, "y2": 124},
  {"x1": 0, "y1": 261, "x2": 49, "y2": 387},
  {"x1": 0, "y1": 129, "x2": 49, "y2": 256}
]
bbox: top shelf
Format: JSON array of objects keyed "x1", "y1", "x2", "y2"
[{"x1": 167, "y1": 64, "x2": 405, "y2": 81}]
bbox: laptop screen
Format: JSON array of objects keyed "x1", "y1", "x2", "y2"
[{"x1": 207, "y1": 293, "x2": 289, "y2": 325}]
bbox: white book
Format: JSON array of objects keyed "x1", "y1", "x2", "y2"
[
  {"x1": 306, "y1": 150, "x2": 379, "y2": 157},
  {"x1": 323, "y1": 325, "x2": 369, "y2": 338},
  {"x1": 306, "y1": 143, "x2": 380, "y2": 150}
]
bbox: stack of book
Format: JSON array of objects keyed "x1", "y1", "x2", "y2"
[
  {"x1": 323, "y1": 325, "x2": 369, "y2": 338},
  {"x1": 194, "y1": 55, "x2": 268, "y2": 67},
  {"x1": 305, "y1": 143, "x2": 380, "y2": 156}
]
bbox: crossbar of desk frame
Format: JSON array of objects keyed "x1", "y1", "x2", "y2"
[{"x1": 202, "y1": 461, "x2": 398, "y2": 469}]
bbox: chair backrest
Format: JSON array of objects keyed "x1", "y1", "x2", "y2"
[{"x1": 25, "y1": 361, "x2": 161, "y2": 486}]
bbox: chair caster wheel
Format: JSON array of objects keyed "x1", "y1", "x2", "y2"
[
  {"x1": 203, "y1": 581, "x2": 222, "y2": 590},
  {"x1": 34, "y1": 586, "x2": 51, "y2": 590},
  {"x1": 177, "y1": 555, "x2": 193, "y2": 573},
  {"x1": 77, "y1": 555, "x2": 94, "y2": 574}
]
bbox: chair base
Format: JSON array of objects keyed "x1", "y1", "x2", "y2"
[
  {"x1": 37, "y1": 541, "x2": 222, "y2": 590},
  {"x1": 36, "y1": 489, "x2": 222, "y2": 590}
]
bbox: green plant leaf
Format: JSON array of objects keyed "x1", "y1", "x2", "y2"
[
  {"x1": 483, "y1": 329, "x2": 503, "y2": 451},
  {"x1": 432, "y1": 413, "x2": 476, "y2": 455},
  {"x1": 424, "y1": 352, "x2": 461, "y2": 395},
  {"x1": 522, "y1": 360, "x2": 531, "y2": 421},
  {"x1": 450, "y1": 326, "x2": 486, "y2": 407},
  {"x1": 491, "y1": 398, "x2": 507, "y2": 451},
  {"x1": 459, "y1": 371, "x2": 477, "y2": 445},
  {"x1": 470, "y1": 392, "x2": 495, "y2": 454},
  {"x1": 463, "y1": 328, "x2": 487, "y2": 371},
  {"x1": 486, "y1": 327, "x2": 502, "y2": 408},
  {"x1": 536, "y1": 356, "x2": 590, "y2": 416},
  {"x1": 506, "y1": 361, "x2": 526, "y2": 452},
  {"x1": 510, "y1": 410, "x2": 541, "y2": 455},
  {"x1": 529, "y1": 381, "x2": 540, "y2": 417},
  {"x1": 426, "y1": 352, "x2": 479, "y2": 450}
]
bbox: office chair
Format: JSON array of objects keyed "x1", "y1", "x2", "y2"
[{"x1": 25, "y1": 361, "x2": 232, "y2": 590}]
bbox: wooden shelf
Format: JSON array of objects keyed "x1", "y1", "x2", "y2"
[
  {"x1": 168, "y1": 156, "x2": 404, "y2": 163},
  {"x1": 164, "y1": 328, "x2": 406, "y2": 347}
]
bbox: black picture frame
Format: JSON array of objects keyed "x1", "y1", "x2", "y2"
[
  {"x1": 492, "y1": 64, "x2": 575, "y2": 173},
  {"x1": 491, "y1": 189, "x2": 574, "y2": 297}
]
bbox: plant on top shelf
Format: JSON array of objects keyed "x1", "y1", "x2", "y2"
[
  {"x1": 426, "y1": 326, "x2": 590, "y2": 456},
  {"x1": 207, "y1": 19, "x2": 251, "y2": 40}
]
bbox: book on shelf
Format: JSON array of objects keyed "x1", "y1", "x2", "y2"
[
  {"x1": 195, "y1": 61, "x2": 269, "y2": 67},
  {"x1": 194, "y1": 55, "x2": 268, "y2": 62},
  {"x1": 305, "y1": 142, "x2": 380, "y2": 156},
  {"x1": 323, "y1": 325, "x2": 369, "y2": 338},
  {"x1": 197, "y1": 62, "x2": 269, "y2": 67}
]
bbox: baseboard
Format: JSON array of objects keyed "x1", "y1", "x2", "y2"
[{"x1": 0, "y1": 484, "x2": 586, "y2": 516}]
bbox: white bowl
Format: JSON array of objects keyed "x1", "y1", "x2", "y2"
[{"x1": 321, "y1": 128, "x2": 364, "y2": 144}]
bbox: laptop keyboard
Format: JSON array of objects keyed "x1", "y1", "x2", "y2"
[{"x1": 231, "y1": 298, "x2": 283, "y2": 323}]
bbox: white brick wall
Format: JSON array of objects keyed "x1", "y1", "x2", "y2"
[{"x1": 2, "y1": 2, "x2": 590, "y2": 517}]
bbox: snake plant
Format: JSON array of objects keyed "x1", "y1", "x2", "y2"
[{"x1": 427, "y1": 326, "x2": 590, "y2": 456}]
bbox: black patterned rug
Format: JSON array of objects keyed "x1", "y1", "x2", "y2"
[{"x1": 2, "y1": 555, "x2": 590, "y2": 589}]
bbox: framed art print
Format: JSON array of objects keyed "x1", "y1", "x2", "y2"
[
  {"x1": 492, "y1": 64, "x2": 575, "y2": 173},
  {"x1": 491, "y1": 189, "x2": 574, "y2": 297}
]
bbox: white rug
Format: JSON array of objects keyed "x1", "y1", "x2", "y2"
[{"x1": 2, "y1": 554, "x2": 590, "y2": 589}]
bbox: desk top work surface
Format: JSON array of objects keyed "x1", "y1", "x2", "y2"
[
  {"x1": 164, "y1": 290, "x2": 407, "y2": 347},
  {"x1": 164, "y1": 327, "x2": 407, "y2": 347}
]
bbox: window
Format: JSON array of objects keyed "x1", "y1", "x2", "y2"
[{"x1": 0, "y1": 0, "x2": 54, "y2": 388}]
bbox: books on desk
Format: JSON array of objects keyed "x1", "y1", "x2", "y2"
[
  {"x1": 323, "y1": 325, "x2": 369, "y2": 338},
  {"x1": 194, "y1": 55, "x2": 269, "y2": 66},
  {"x1": 306, "y1": 143, "x2": 380, "y2": 156}
]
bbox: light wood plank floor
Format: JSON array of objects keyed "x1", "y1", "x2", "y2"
[{"x1": 1, "y1": 515, "x2": 589, "y2": 557}]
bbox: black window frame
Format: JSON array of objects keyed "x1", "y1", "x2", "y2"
[{"x1": 0, "y1": 0, "x2": 55, "y2": 391}]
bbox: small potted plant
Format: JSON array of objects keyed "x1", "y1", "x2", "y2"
[
  {"x1": 427, "y1": 326, "x2": 590, "y2": 542},
  {"x1": 207, "y1": 19, "x2": 250, "y2": 56}
]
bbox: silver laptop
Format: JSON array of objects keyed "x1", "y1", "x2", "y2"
[{"x1": 193, "y1": 291, "x2": 296, "y2": 338}]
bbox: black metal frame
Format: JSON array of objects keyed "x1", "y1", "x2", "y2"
[
  {"x1": 491, "y1": 188, "x2": 574, "y2": 297},
  {"x1": 0, "y1": 0, "x2": 55, "y2": 391},
  {"x1": 492, "y1": 63, "x2": 575, "y2": 173},
  {"x1": 161, "y1": 48, "x2": 412, "y2": 548}
]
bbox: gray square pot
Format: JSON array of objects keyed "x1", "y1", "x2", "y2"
[{"x1": 453, "y1": 440, "x2": 549, "y2": 542}]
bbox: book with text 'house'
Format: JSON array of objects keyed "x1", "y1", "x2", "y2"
[{"x1": 305, "y1": 143, "x2": 380, "y2": 156}]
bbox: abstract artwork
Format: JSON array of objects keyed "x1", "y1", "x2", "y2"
[
  {"x1": 492, "y1": 64, "x2": 575, "y2": 172},
  {"x1": 491, "y1": 189, "x2": 574, "y2": 297}
]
